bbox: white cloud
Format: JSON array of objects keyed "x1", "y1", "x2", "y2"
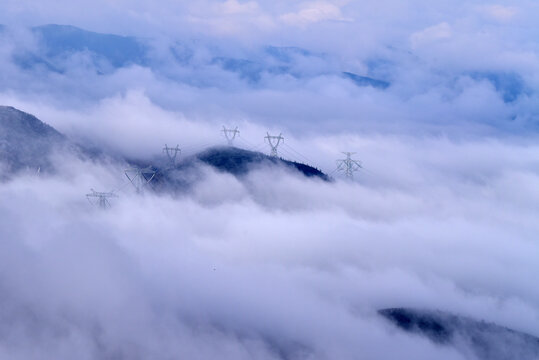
[
  {"x1": 478, "y1": 4, "x2": 518, "y2": 22},
  {"x1": 185, "y1": 0, "x2": 276, "y2": 37},
  {"x1": 410, "y1": 22, "x2": 452, "y2": 49},
  {"x1": 220, "y1": 0, "x2": 260, "y2": 15},
  {"x1": 280, "y1": 1, "x2": 352, "y2": 27},
  {"x1": 1, "y1": 120, "x2": 539, "y2": 358}
]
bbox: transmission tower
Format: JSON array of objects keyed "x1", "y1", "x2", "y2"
[
  {"x1": 163, "y1": 144, "x2": 181, "y2": 167},
  {"x1": 222, "y1": 126, "x2": 240, "y2": 146},
  {"x1": 86, "y1": 189, "x2": 118, "y2": 209},
  {"x1": 336, "y1": 152, "x2": 362, "y2": 179},
  {"x1": 264, "y1": 132, "x2": 284, "y2": 157},
  {"x1": 124, "y1": 166, "x2": 157, "y2": 193}
]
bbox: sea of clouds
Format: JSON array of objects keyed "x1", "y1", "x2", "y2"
[{"x1": 0, "y1": 1, "x2": 538, "y2": 359}]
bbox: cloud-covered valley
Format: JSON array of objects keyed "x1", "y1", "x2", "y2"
[{"x1": 0, "y1": 1, "x2": 538, "y2": 359}]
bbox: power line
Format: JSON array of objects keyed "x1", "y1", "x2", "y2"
[
  {"x1": 277, "y1": 146, "x2": 296, "y2": 161},
  {"x1": 237, "y1": 135, "x2": 260, "y2": 151},
  {"x1": 242, "y1": 139, "x2": 267, "y2": 152},
  {"x1": 283, "y1": 143, "x2": 316, "y2": 165},
  {"x1": 180, "y1": 142, "x2": 216, "y2": 156}
]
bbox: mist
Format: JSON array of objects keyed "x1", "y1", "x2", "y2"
[
  {"x1": 0, "y1": 1, "x2": 538, "y2": 359},
  {"x1": 1, "y1": 111, "x2": 538, "y2": 358}
]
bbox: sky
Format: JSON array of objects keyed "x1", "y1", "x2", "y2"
[{"x1": 0, "y1": 1, "x2": 539, "y2": 359}]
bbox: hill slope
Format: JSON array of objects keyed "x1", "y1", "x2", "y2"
[
  {"x1": 0, "y1": 106, "x2": 68, "y2": 175},
  {"x1": 379, "y1": 308, "x2": 539, "y2": 360},
  {"x1": 0, "y1": 106, "x2": 329, "y2": 185},
  {"x1": 147, "y1": 146, "x2": 330, "y2": 192},
  {"x1": 195, "y1": 146, "x2": 329, "y2": 180}
]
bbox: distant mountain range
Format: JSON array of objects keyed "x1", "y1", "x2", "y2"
[
  {"x1": 0, "y1": 105, "x2": 329, "y2": 184},
  {"x1": 0, "y1": 24, "x2": 390, "y2": 90},
  {"x1": 0, "y1": 24, "x2": 528, "y2": 102}
]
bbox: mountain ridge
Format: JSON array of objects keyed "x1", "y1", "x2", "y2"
[
  {"x1": 1, "y1": 24, "x2": 390, "y2": 90},
  {"x1": 0, "y1": 106, "x2": 329, "y2": 184}
]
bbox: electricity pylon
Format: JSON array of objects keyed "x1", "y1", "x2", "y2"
[
  {"x1": 124, "y1": 166, "x2": 156, "y2": 193},
  {"x1": 86, "y1": 189, "x2": 118, "y2": 209},
  {"x1": 265, "y1": 132, "x2": 284, "y2": 157},
  {"x1": 336, "y1": 152, "x2": 362, "y2": 179},
  {"x1": 222, "y1": 126, "x2": 240, "y2": 146},
  {"x1": 163, "y1": 144, "x2": 181, "y2": 167}
]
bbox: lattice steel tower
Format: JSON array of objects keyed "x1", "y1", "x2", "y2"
[
  {"x1": 163, "y1": 144, "x2": 181, "y2": 167},
  {"x1": 264, "y1": 132, "x2": 284, "y2": 157},
  {"x1": 86, "y1": 189, "x2": 118, "y2": 209},
  {"x1": 124, "y1": 166, "x2": 157, "y2": 193},
  {"x1": 222, "y1": 126, "x2": 240, "y2": 146},
  {"x1": 336, "y1": 152, "x2": 362, "y2": 179}
]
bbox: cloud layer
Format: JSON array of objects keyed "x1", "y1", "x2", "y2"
[
  {"x1": 1, "y1": 124, "x2": 539, "y2": 359},
  {"x1": 0, "y1": 1, "x2": 538, "y2": 359}
]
